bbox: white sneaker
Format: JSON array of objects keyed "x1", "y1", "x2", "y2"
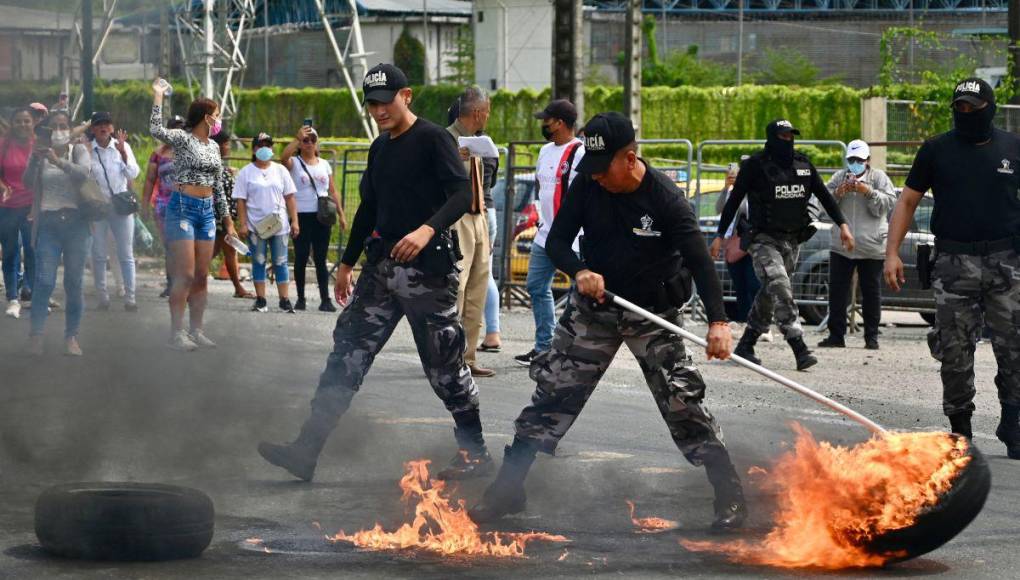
[
  {"x1": 189, "y1": 329, "x2": 217, "y2": 349},
  {"x1": 168, "y1": 330, "x2": 199, "y2": 352},
  {"x1": 760, "y1": 329, "x2": 774, "y2": 343},
  {"x1": 5, "y1": 300, "x2": 20, "y2": 319},
  {"x1": 65, "y1": 337, "x2": 83, "y2": 357}
]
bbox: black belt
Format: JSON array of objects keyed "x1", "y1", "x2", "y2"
[{"x1": 935, "y1": 236, "x2": 1018, "y2": 256}]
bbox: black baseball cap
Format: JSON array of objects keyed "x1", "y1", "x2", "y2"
[
  {"x1": 953, "y1": 77, "x2": 995, "y2": 107},
  {"x1": 254, "y1": 132, "x2": 273, "y2": 146},
  {"x1": 534, "y1": 99, "x2": 578, "y2": 127},
  {"x1": 90, "y1": 111, "x2": 113, "y2": 125},
  {"x1": 574, "y1": 112, "x2": 636, "y2": 175},
  {"x1": 767, "y1": 119, "x2": 800, "y2": 137},
  {"x1": 362, "y1": 64, "x2": 409, "y2": 104}
]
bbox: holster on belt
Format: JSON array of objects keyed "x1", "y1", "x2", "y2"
[{"x1": 916, "y1": 242, "x2": 934, "y2": 290}]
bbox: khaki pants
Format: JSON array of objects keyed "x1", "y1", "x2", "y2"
[{"x1": 454, "y1": 212, "x2": 490, "y2": 366}]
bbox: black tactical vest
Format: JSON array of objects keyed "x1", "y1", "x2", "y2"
[{"x1": 748, "y1": 154, "x2": 814, "y2": 236}]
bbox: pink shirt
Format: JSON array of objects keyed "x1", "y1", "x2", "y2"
[{"x1": 0, "y1": 136, "x2": 35, "y2": 208}]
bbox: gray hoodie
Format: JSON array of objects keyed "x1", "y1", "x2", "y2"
[{"x1": 824, "y1": 166, "x2": 897, "y2": 260}]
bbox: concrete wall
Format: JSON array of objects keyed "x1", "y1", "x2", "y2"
[{"x1": 474, "y1": 0, "x2": 553, "y2": 91}]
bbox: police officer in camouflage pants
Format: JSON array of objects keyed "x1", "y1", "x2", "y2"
[
  {"x1": 470, "y1": 113, "x2": 747, "y2": 532},
  {"x1": 711, "y1": 120, "x2": 855, "y2": 371},
  {"x1": 258, "y1": 64, "x2": 494, "y2": 481},
  {"x1": 886, "y1": 78, "x2": 1020, "y2": 458}
]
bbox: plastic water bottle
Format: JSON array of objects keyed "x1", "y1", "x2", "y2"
[
  {"x1": 156, "y1": 78, "x2": 173, "y2": 97},
  {"x1": 225, "y1": 233, "x2": 250, "y2": 256}
]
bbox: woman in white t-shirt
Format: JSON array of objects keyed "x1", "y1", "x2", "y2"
[
  {"x1": 280, "y1": 125, "x2": 345, "y2": 312},
  {"x1": 233, "y1": 132, "x2": 299, "y2": 313}
]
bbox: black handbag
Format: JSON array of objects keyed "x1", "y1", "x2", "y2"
[
  {"x1": 297, "y1": 156, "x2": 336, "y2": 226},
  {"x1": 94, "y1": 145, "x2": 138, "y2": 215}
]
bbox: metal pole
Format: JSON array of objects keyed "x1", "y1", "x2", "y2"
[
  {"x1": 497, "y1": 0, "x2": 508, "y2": 89},
  {"x1": 1010, "y1": 0, "x2": 1020, "y2": 100},
  {"x1": 422, "y1": 0, "x2": 429, "y2": 85},
  {"x1": 737, "y1": 0, "x2": 743, "y2": 86},
  {"x1": 81, "y1": 0, "x2": 94, "y2": 116},
  {"x1": 607, "y1": 292, "x2": 887, "y2": 435},
  {"x1": 203, "y1": 0, "x2": 215, "y2": 98},
  {"x1": 264, "y1": 0, "x2": 269, "y2": 83},
  {"x1": 623, "y1": 0, "x2": 641, "y2": 137},
  {"x1": 313, "y1": 0, "x2": 377, "y2": 139}
]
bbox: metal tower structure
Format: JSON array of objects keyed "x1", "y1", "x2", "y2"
[{"x1": 172, "y1": 0, "x2": 256, "y2": 120}]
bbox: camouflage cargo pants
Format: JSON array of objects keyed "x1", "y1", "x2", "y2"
[
  {"x1": 929, "y1": 249, "x2": 1020, "y2": 417},
  {"x1": 747, "y1": 233, "x2": 803, "y2": 340},
  {"x1": 514, "y1": 290, "x2": 729, "y2": 466},
  {"x1": 310, "y1": 258, "x2": 479, "y2": 418}
]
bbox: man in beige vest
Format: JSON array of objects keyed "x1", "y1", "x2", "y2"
[{"x1": 447, "y1": 87, "x2": 498, "y2": 377}]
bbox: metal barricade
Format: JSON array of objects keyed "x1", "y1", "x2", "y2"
[
  {"x1": 499, "y1": 139, "x2": 695, "y2": 309},
  {"x1": 690, "y1": 139, "x2": 848, "y2": 325}
]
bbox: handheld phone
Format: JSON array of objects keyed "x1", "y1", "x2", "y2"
[
  {"x1": 34, "y1": 125, "x2": 53, "y2": 148},
  {"x1": 303, "y1": 118, "x2": 314, "y2": 127}
]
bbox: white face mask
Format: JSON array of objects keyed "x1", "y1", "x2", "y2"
[{"x1": 51, "y1": 130, "x2": 71, "y2": 147}]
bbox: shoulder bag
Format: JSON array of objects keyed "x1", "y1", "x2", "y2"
[
  {"x1": 297, "y1": 156, "x2": 336, "y2": 227},
  {"x1": 95, "y1": 145, "x2": 139, "y2": 215},
  {"x1": 76, "y1": 148, "x2": 113, "y2": 221}
]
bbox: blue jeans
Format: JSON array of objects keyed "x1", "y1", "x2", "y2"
[
  {"x1": 92, "y1": 212, "x2": 136, "y2": 303},
  {"x1": 726, "y1": 254, "x2": 761, "y2": 323},
  {"x1": 164, "y1": 191, "x2": 216, "y2": 242},
  {"x1": 485, "y1": 207, "x2": 500, "y2": 334},
  {"x1": 32, "y1": 211, "x2": 91, "y2": 338},
  {"x1": 0, "y1": 205, "x2": 34, "y2": 301},
  {"x1": 248, "y1": 233, "x2": 290, "y2": 284},
  {"x1": 526, "y1": 242, "x2": 558, "y2": 352}
]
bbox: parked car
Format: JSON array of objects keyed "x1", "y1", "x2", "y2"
[{"x1": 694, "y1": 190, "x2": 936, "y2": 325}]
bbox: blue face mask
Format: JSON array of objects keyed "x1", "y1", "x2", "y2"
[
  {"x1": 255, "y1": 146, "x2": 274, "y2": 162},
  {"x1": 847, "y1": 161, "x2": 866, "y2": 176}
]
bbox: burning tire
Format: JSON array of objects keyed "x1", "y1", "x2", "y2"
[
  {"x1": 35, "y1": 483, "x2": 214, "y2": 561},
  {"x1": 864, "y1": 436, "x2": 991, "y2": 562}
]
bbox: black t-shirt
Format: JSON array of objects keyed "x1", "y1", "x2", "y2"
[
  {"x1": 717, "y1": 151, "x2": 846, "y2": 237},
  {"x1": 546, "y1": 160, "x2": 726, "y2": 322},
  {"x1": 341, "y1": 118, "x2": 470, "y2": 266},
  {"x1": 905, "y1": 128, "x2": 1020, "y2": 242}
]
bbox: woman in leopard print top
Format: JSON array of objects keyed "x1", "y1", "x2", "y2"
[{"x1": 149, "y1": 79, "x2": 237, "y2": 351}]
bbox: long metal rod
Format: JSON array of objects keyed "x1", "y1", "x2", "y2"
[{"x1": 607, "y1": 292, "x2": 887, "y2": 435}]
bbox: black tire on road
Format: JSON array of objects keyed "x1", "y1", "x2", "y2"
[
  {"x1": 35, "y1": 482, "x2": 214, "y2": 561},
  {"x1": 797, "y1": 265, "x2": 829, "y2": 327},
  {"x1": 863, "y1": 436, "x2": 991, "y2": 562}
]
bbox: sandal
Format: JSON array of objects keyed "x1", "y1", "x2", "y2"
[
  {"x1": 478, "y1": 343, "x2": 502, "y2": 353},
  {"x1": 233, "y1": 290, "x2": 256, "y2": 299}
]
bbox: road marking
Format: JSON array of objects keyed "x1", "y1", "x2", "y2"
[{"x1": 575, "y1": 451, "x2": 634, "y2": 462}]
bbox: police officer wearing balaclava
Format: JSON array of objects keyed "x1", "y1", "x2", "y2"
[
  {"x1": 886, "y1": 78, "x2": 1020, "y2": 458},
  {"x1": 711, "y1": 120, "x2": 854, "y2": 371}
]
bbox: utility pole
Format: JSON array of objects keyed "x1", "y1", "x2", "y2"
[
  {"x1": 160, "y1": 3, "x2": 170, "y2": 78},
  {"x1": 423, "y1": 0, "x2": 430, "y2": 85},
  {"x1": 203, "y1": 0, "x2": 215, "y2": 98},
  {"x1": 552, "y1": 0, "x2": 583, "y2": 121},
  {"x1": 623, "y1": 0, "x2": 641, "y2": 137},
  {"x1": 1010, "y1": 0, "x2": 1020, "y2": 100},
  {"x1": 81, "y1": 0, "x2": 94, "y2": 116},
  {"x1": 737, "y1": 0, "x2": 743, "y2": 85}
]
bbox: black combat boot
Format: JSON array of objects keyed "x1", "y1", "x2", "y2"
[
  {"x1": 948, "y1": 412, "x2": 973, "y2": 440},
  {"x1": 468, "y1": 438, "x2": 538, "y2": 523},
  {"x1": 437, "y1": 410, "x2": 494, "y2": 480},
  {"x1": 258, "y1": 410, "x2": 337, "y2": 481},
  {"x1": 703, "y1": 449, "x2": 748, "y2": 533},
  {"x1": 733, "y1": 327, "x2": 762, "y2": 365},
  {"x1": 258, "y1": 391, "x2": 353, "y2": 481},
  {"x1": 787, "y1": 336, "x2": 817, "y2": 371},
  {"x1": 995, "y1": 403, "x2": 1020, "y2": 460}
]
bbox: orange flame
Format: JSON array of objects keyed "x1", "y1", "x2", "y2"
[
  {"x1": 625, "y1": 500, "x2": 679, "y2": 533},
  {"x1": 681, "y1": 424, "x2": 971, "y2": 569},
  {"x1": 327, "y1": 459, "x2": 568, "y2": 557}
]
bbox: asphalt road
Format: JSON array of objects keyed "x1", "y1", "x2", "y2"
[{"x1": 0, "y1": 272, "x2": 1016, "y2": 579}]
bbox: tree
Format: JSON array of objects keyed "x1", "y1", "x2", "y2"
[
  {"x1": 443, "y1": 24, "x2": 475, "y2": 85},
  {"x1": 753, "y1": 49, "x2": 821, "y2": 86},
  {"x1": 394, "y1": 27, "x2": 425, "y2": 85},
  {"x1": 637, "y1": 17, "x2": 736, "y2": 87}
]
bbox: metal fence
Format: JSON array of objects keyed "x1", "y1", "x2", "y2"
[{"x1": 335, "y1": 136, "x2": 936, "y2": 327}]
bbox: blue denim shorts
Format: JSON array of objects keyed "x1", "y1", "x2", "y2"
[{"x1": 164, "y1": 191, "x2": 216, "y2": 242}]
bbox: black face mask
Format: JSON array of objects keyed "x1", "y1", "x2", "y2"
[
  {"x1": 541, "y1": 124, "x2": 555, "y2": 141},
  {"x1": 953, "y1": 103, "x2": 996, "y2": 144},
  {"x1": 765, "y1": 136, "x2": 795, "y2": 167}
]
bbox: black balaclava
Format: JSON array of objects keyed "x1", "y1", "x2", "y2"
[
  {"x1": 953, "y1": 103, "x2": 996, "y2": 144},
  {"x1": 765, "y1": 126, "x2": 795, "y2": 168}
]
